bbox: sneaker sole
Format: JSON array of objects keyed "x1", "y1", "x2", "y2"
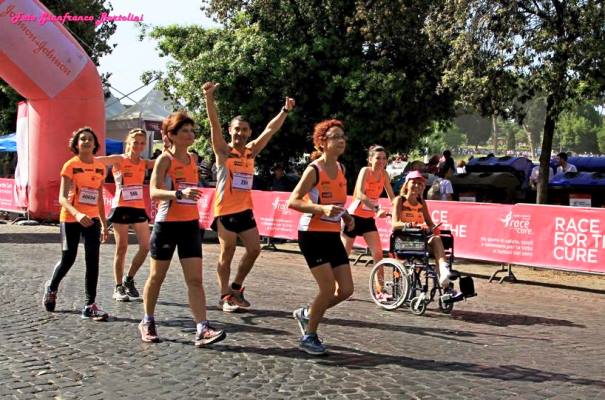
[
  {"x1": 81, "y1": 314, "x2": 109, "y2": 322},
  {"x1": 299, "y1": 344, "x2": 327, "y2": 356},
  {"x1": 222, "y1": 304, "x2": 240, "y2": 313},
  {"x1": 113, "y1": 296, "x2": 130, "y2": 302},
  {"x1": 194, "y1": 330, "x2": 226, "y2": 347}
]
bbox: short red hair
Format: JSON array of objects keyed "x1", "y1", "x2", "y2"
[{"x1": 310, "y1": 119, "x2": 344, "y2": 160}]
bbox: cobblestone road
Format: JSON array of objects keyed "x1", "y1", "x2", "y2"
[{"x1": 0, "y1": 223, "x2": 604, "y2": 399}]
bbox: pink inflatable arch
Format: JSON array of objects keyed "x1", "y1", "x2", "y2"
[{"x1": 0, "y1": 0, "x2": 104, "y2": 219}]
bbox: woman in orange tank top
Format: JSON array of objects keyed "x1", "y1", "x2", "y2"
[
  {"x1": 288, "y1": 119, "x2": 355, "y2": 356},
  {"x1": 138, "y1": 111, "x2": 225, "y2": 347},
  {"x1": 96, "y1": 129, "x2": 154, "y2": 302},
  {"x1": 203, "y1": 81, "x2": 295, "y2": 313},
  {"x1": 392, "y1": 170, "x2": 453, "y2": 290},
  {"x1": 341, "y1": 145, "x2": 395, "y2": 301}
]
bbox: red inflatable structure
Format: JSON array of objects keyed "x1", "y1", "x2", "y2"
[{"x1": 0, "y1": 0, "x2": 105, "y2": 219}]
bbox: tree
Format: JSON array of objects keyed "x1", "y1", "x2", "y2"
[
  {"x1": 147, "y1": 1, "x2": 454, "y2": 182},
  {"x1": 428, "y1": 1, "x2": 605, "y2": 203},
  {"x1": 0, "y1": 0, "x2": 117, "y2": 134},
  {"x1": 453, "y1": 113, "x2": 492, "y2": 149},
  {"x1": 556, "y1": 102, "x2": 602, "y2": 154}
]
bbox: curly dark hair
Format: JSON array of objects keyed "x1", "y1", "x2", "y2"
[{"x1": 69, "y1": 127, "x2": 100, "y2": 155}]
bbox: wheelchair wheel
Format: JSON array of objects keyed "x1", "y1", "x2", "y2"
[
  {"x1": 369, "y1": 258, "x2": 410, "y2": 310},
  {"x1": 409, "y1": 296, "x2": 427, "y2": 316},
  {"x1": 438, "y1": 298, "x2": 454, "y2": 314}
]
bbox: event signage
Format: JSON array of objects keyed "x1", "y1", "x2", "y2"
[
  {"x1": 101, "y1": 187, "x2": 605, "y2": 275},
  {"x1": 2, "y1": 181, "x2": 603, "y2": 274}
]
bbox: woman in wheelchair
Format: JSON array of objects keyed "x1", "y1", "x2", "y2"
[{"x1": 391, "y1": 170, "x2": 462, "y2": 300}]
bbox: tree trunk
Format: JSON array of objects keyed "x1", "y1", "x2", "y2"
[
  {"x1": 491, "y1": 113, "x2": 498, "y2": 154},
  {"x1": 537, "y1": 94, "x2": 557, "y2": 204},
  {"x1": 522, "y1": 124, "x2": 535, "y2": 158}
]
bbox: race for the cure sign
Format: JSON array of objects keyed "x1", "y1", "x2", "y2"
[
  {"x1": 17, "y1": 182, "x2": 603, "y2": 275},
  {"x1": 553, "y1": 216, "x2": 601, "y2": 264}
]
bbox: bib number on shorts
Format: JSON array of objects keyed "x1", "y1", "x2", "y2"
[
  {"x1": 176, "y1": 182, "x2": 198, "y2": 205},
  {"x1": 232, "y1": 172, "x2": 253, "y2": 191},
  {"x1": 78, "y1": 187, "x2": 99, "y2": 205},
  {"x1": 122, "y1": 185, "x2": 143, "y2": 201}
]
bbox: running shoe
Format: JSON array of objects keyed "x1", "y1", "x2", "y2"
[
  {"x1": 299, "y1": 334, "x2": 327, "y2": 355},
  {"x1": 440, "y1": 289, "x2": 464, "y2": 304},
  {"x1": 230, "y1": 287, "x2": 251, "y2": 308},
  {"x1": 194, "y1": 325, "x2": 226, "y2": 347},
  {"x1": 139, "y1": 320, "x2": 160, "y2": 343},
  {"x1": 112, "y1": 285, "x2": 130, "y2": 302},
  {"x1": 81, "y1": 303, "x2": 109, "y2": 321},
  {"x1": 375, "y1": 292, "x2": 393, "y2": 303},
  {"x1": 123, "y1": 277, "x2": 140, "y2": 298},
  {"x1": 292, "y1": 307, "x2": 309, "y2": 335},
  {"x1": 219, "y1": 295, "x2": 240, "y2": 313},
  {"x1": 43, "y1": 281, "x2": 56, "y2": 312}
]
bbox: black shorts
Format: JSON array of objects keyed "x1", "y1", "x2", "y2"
[
  {"x1": 343, "y1": 215, "x2": 378, "y2": 238},
  {"x1": 211, "y1": 209, "x2": 257, "y2": 234},
  {"x1": 150, "y1": 220, "x2": 202, "y2": 261},
  {"x1": 108, "y1": 207, "x2": 150, "y2": 225},
  {"x1": 298, "y1": 231, "x2": 350, "y2": 269}
]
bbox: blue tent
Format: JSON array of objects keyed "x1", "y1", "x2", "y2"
[
  {"x1": 0, "y1": 133, "x2": 17, "y2": 152},
  {"x1": 105, "y1": 138, "x2": 123, "y2": 155},
  {"x1": 0, "y1": 134, "x2": 123, "y2": 154}
]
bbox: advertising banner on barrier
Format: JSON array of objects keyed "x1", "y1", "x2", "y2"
[
  {"x1": 32, "y1": 181, "x2": 605, "y2": 274},
  {"x1": 0, "y1": 178, "x2": 25, "y2": 213}
]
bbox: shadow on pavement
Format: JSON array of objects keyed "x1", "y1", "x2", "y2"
[
  {"x1": 0, "y1": 232, "x2": 59, "y2": 244},
  {"x1": 212, "y1": 343, "x2": 605, "y2": 389},
  {"x1": 449, "y1": 309, "x2": 585, "y2": 328}
]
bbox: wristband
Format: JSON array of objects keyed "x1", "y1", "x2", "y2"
[
  {"x1": 175, "y1": 190, "x2": 183, "y2": 200},
  {"x1": 281, "y1": 107, "x2": 289, "y2": 113}
]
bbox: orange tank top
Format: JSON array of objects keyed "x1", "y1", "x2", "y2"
[
  {"x1": 214, "y1": 147, "x2": 255, "y2": 216},
  {"x1": 348, "y1": 167, "x2": 386, "y2": 218},
  {"x1": 155, "y1": 152, "x2": 199, "y2": 222},
  {"x1": 298, "y1": 160, "x2": 348, "y2": 233},
  {"x1": 398, "y1": 198, "x2": 426, "y2": 226},
  {"x1": 111, "y1": 155, "x2": 147, "y2": 209},
  {"x1": 60, "y1": 156, "x2": 106, "y2": 223}
]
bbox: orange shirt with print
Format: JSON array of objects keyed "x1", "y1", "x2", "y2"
[
  {"x1": 298, "y1": 161, "x2": 348, "y2": 233},
  {"x1": 60, "y1": 156, "x2": 106, "y2": 223},
  {"x1": 111, "y1": 156, "x2": 147, "y2": 209}
]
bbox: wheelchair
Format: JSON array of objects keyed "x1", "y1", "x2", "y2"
[{"x1": 368, "y1": 227, "x2": 475, "y2": 315}]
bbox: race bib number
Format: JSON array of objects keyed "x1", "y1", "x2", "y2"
[
  {"x1": 320, "y1": 203, "x2": 345, "y2": 223},
  {"x1": 232, "y1": 172, "x2": 253, "y2": 191},
  {"x1": 176, "y1": 182, "x2": 198, "y2": 205},
  {"x1": 122, "y1": 185, "x2": 143, "y2": 201},
  {"x1": 78, "y1": 187, "x2": 99, "y2": 205}
]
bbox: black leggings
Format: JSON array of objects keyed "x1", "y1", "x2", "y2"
[{"x1": 49, "y1": 219, "x2": 101, "y2": 305}]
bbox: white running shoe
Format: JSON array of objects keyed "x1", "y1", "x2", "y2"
[{"x1": 112, "y1": 285, "x2": 130, "y2": 302}]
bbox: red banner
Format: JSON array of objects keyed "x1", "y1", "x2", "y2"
[
  {"x1": 5, "y1": 179, "x2": 604, "y2": 274},
  {"x1": 0, "y1": 178, "x2": 25, "y2": 213}
]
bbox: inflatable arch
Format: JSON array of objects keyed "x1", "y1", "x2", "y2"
[{"x1": 0, "y1": 0, "x2": 105, "y2": 219}]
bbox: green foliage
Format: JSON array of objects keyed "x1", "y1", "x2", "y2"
[
  {"x1": 453, "y1": 114, "x2": 492, "y2": 148},
  {"x1": 556, "y1": 103, "x2": 602, "y2": 154},
  {"x1": 0, "y1": 0, "x2": 117, "y2": 134},
  {"x1": 149, "y1": 1, "x2": 455, "y2": 180}
]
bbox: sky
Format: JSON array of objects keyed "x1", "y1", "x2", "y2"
[{"x1": 98, "y1": 0, "x2": 218, "y2": 104}]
